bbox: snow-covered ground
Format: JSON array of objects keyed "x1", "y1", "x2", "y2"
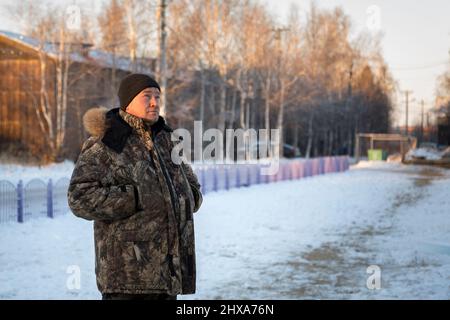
[
  {"x1": 0, "y1": 161, "x2": 449, "y2": 299},
  {"x1": 0, "y1": 161, "x2": 74, "y2": 185}
]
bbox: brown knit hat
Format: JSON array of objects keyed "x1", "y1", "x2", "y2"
[{"x1": 118, "y1": 73, "x2": 161, "y2": 110}]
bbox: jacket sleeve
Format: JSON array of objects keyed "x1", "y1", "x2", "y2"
[
  {"x1": 181, "y1": 163, "x2": 203, "y2": 213},
  {"x1": 68, "y1": 140, "x2": 139, "y2": 221}
]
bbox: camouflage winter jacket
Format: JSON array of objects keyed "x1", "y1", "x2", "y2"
[{"x1": 67, "y1": 107, "x2": 202, "y2": 295}]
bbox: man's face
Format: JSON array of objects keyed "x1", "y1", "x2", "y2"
[{"x1": 125, "y1": 87, "x2": 160, "y2": 124}]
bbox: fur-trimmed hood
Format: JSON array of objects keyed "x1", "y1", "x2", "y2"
[
  {"x1": 83, "y1": 106, "x2": 110, "y2": 138},
  {"x1": 82, "y1": 107, "x2": 172, "y2": 153}
]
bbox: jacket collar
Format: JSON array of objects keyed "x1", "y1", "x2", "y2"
[{"x1": 101, "y1": 108, "x2": 172, "y2": 153}]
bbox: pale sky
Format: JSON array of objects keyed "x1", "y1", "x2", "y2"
[
  {"x1": 265, "y1": 0, "x2": 450, "y2": 126},
  {"x1": 1, "y1": 0, "x2": 449, "y2": 127}
]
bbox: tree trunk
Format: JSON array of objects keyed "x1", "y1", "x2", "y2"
[
  {"x1": 218, "y1": 79, "x2": 226, "y2": 133},
  {"x1": 306, "y1": 111, "x2": 314, "y2": 158},
  {"x1": 111, "y1": 50, "x2": 117, "y2": 98},
  {"x1": 245, "y1": 98, "x2": 250, "y2": 130},
  {"x1": 229, "y1": 88, "x2": 237, "y2": 129},
  {"x1": 293, "y1": 123, "x2": 299, "y2": 153},
  {"x1": 328, "y1": 129, "x2": 334, "y2": 155},
  {"x1": 264, "y1": 75, "x2": 271, "y2": 130},
  {"x1": 314, "y1": 134, "x2": 319, "y2": 158},
  {"x1": 240, "y1": 91, "x2": 247, "y2": 129},
  {"x1": 276, "y1": 79, "x2": 285, "y2": 157},
  {"x1": 200, "y1": 68, "x2": 205, "y2": 122},
  {"x1": 37, "y1": 49, "x2": 55, "y2": 157},
  {"x1": 59, "y1": 53, "x2": 70, "y2": 157},
  {"x1": 208, "y1": 83, "x2": 216, "y2": 117},
  {"x1": 125, "y1": 0, "x2": 137, "y2": 72},
  {"x1": 347, "y1": 128, "x2": 353, "y2": 156},
  {"x1": 56, "y1": 31, "x2": 64, "y2": 153}
]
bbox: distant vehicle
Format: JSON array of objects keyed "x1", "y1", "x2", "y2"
[
  {"x1": 282, "y1": 144, "x2": 302, "y2": 158},
  {"x1": 418, "y1": 142, "x2": 447, "y2": 151},
  {"x1": 418, "y1": 142, "x2": 439, "y2": 149}
]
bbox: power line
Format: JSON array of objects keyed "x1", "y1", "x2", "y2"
[{"x1": 391, "y1": 61, "x2": 448, "y2": 70}]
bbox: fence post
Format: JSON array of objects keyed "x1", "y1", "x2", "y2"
[
  {"x1": 17, "y1": 180, "x2": 24, "y2": 223},
  {"x1": 247, "y1": 165, "x2": 251, "y2": 186},
  {"x1": 213, "y1": 166, "x2": 218, "y2": 192},
  {"x1": 256, "y1": 165, "x2": 261, "y2": 185},
  {"x1": 295, "y1": 161, "x2": 299, "y2": 179},
  {"x1": 236, "y1": 166, "x2": 241, "y2": 188},
  {"x1": 299, "y1": 161, "x2": 304, "y2": 179},
  {"x1": 289, "y1": 163, "x2": 293, "y2": 180},
  {"x1": 47, "y1": 179, "x2": 54, "y2": 218},
  {"x1": 304, "y1": 161, "x2": 308, "y2": 177},
  {"x1": 224, "y1": 166, "x2": 229, "y2": 190},
  {"x1": 201, "y1": 167, "x2": 207, "y2": 195}
]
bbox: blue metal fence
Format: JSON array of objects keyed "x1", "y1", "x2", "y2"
[
  {"x1": 192, "y1": 156, "x2": 350, "y2": 195},
  {"x1": 0, "y1": 156, "x2": 349, "y2": 224},
  {"x1": 0, "y1": 177, "x2": 70, "y2": 224},
  {"x1": 0, "y1": 180, "x2": 17, "y2": 223}
]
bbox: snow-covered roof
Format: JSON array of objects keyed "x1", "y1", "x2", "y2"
[{"x1": 0, "y1": 30, "x2": 154, "y2": 73}]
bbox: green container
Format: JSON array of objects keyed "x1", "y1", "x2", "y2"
[
  {"x1": 382, "y1": 150, "x2": 388, "y2": 161},
  {"x1": 368, "y1": 149, "x2": 383, "y2": 161}
]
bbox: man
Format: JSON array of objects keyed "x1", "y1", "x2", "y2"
[{"x1": 68, "y1": 73, "x2": 202, "y2": 300}]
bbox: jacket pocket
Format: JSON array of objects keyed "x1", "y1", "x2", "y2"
[
  {"x1": 119, "y1": 232, "x2": 159, "y2": 265},
  {"x1": 112, "y1": 230, "x2": 165, "y2": 288}
]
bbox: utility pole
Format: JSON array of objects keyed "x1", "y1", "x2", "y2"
[
  {"x1": 158, "y1": 0, "x2": 167, "y2": 117},
  {"x1": 272, "y1": 27, "x2": 289, "y2": 158},
  {"x1": 401, "y1": 90, "x2": 413, "y2": 135},
  {"x1": 420, "y1": 99, "x2": 425, "y2": 142},
  {"x1": 347, "y1": 60, "x2": 354, "y2": 155},
  {"x1": 272, "y1": 27, "x2": 289, "y2": 71}
]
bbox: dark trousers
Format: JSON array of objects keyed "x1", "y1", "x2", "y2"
[{"x1": 102, "y1": 293, "x2": 177, "y2": 300}]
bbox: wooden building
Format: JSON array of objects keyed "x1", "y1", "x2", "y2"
[{"x1": 0, "y1": 30, "x2": 156, "y2": 162}]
